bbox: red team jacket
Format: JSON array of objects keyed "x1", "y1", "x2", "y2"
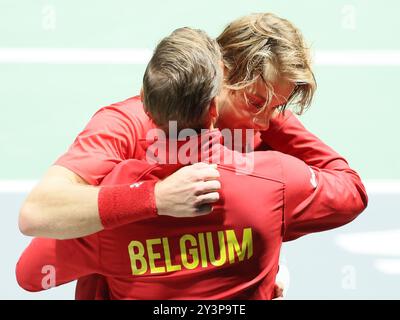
[{"x1": 15, "y1": 97, "x2": 368, "y2": 299}]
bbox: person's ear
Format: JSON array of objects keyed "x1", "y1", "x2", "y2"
[
  {"x1": 209, "y1": 97, "x2": 219, "y2": 125},
  {"x1": 211, "y1": 98, "x2": 219, "y2": 116},
  {"x1": 140, "y1": 88, "x2": 144, "y2": 102}
]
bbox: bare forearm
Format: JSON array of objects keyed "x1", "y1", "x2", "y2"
[
  {"x1": 19, "y1": 170, "x2": 103, "y2": 239},
  {"x1": 18, "y1": 162, "x2": 222, "y2": 240}
]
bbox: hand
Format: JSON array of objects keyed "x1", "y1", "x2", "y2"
[
  {"x1": 155, "y1": 162, "x2": 221, "y2": 217},
  {"x1": 272, "y1": 281, "x2": 285, "y2": 300}
]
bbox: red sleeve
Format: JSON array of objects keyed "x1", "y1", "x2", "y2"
[
  {"x1": 279, "y1": 153, "x2": 368, "y2": 241},
  {"x1": 261, "y1": 110, "x2": 346, "y2": 168},
  {"x1": 55, "y1": 104, "x2": 138, "y2": 185},
  {"x1": 16, "y1": 235, "x2": 100, "y2": 292},
  {"x1": 261, "y1": 111, "x2": 368, "y2": 241}
]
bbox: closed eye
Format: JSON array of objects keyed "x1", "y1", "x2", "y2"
[{"x1": 244, "y1": 92, "x2": 267, "y2": 111}]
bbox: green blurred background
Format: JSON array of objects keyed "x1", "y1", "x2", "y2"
[
  {"x1": 1, "y1": 0, "x2": 400, "y2": 300},
  {"x1": 1, "y1": 0, "x2": 399, "y2": 180}
]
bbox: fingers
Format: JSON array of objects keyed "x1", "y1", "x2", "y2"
[
  {"x1": 191, "y1": 162, "x2": 216, "y2": 169},
  {"x1": 184, "y1": 162, "x2": 220, "y2": 182},
  {"x1": 196, "y1": 167, "x2": 220, "y2": 182},
  {"x1": 155, "y1": 162, "x2": 222, "y2": 218},
  {"x1": 194, "y1": 180, "x2": 221, "y2": 196},
  {"x1": 194, "y1": 192, "x2": 220, "y2": 206},
  {"x1": 272, "y1": 282, "x2": 284, "y2": 299},
  {"x1": 194, "y1": 204, "x2": 213, "y2": 215},
  {"x1": 186, "y1": 164, "x2": 222, "y2": 214}
]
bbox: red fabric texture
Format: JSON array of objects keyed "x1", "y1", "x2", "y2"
[{"x1": 98, "y1": 181, "x2": 158, "y2": 229}]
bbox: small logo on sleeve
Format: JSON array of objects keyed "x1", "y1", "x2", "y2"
[{"x1": 130, "y1": 181, "x2": 144, "y2": 189}]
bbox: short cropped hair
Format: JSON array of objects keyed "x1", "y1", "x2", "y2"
[{"x1": 143, "y1": 27, "x2": 222, "y2": 132}]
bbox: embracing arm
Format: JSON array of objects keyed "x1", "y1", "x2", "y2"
[
  {"x1": 19, "y1": 162, "x2": 220, "y2": 240},
  {"x1": 16, "y1": 235, "x2": 100, "y2": 292},
  {"x1": 18, "y1": 166, "x2": 102, "y2": 239},
  {"x1": 18, "y1": 104, "x2": 139, "y2": 239},
  {"x1": 18, "y1": 103, "x2": 221, "y2": 240},
  {"x1": 280, "y1": 151, "x2": 368, "y2": 241},
  {"x1": 264, "y1": 112, "x2": 368, "y2": 240}
]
